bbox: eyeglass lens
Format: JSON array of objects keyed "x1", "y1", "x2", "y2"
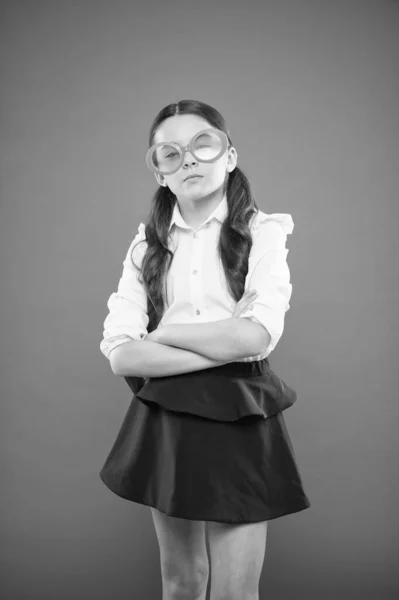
[{"x1": 150, "y1": 131, "x2": 223, "y2": 174}]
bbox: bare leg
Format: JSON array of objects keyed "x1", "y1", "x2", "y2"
[
  {"x1": 150, "y1": 508, "x2": 209, "y2": 600},
  {"x1": 207, "y1": 520, "x2": 268, "y2": 600}
]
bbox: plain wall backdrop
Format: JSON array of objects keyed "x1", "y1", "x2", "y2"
[{"x1": 1, "y1": 1, "x2": 398, "y2": 599}]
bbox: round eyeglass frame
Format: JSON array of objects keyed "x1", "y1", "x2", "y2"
[{"x1": 145, "y1": 128, "x2": 229, "y2": 175}]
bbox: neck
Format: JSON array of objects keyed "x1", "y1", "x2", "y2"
[{"x1": 177, "y1": 186, "x2": 225, "y2": 229}]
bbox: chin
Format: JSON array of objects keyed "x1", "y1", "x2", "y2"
[{"x1": 183, "y1": 185, "x2": 208, "y2": 196}]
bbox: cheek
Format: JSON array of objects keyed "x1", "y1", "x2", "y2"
[
  {"x1": 209, "y1": 162, "x2": 228, "y2": 181},
  {"x1": 164, "y1": 175, "x2": 180, "y2": 190},
  {"x1": 206, "y1": 158, "x2": 227, "y2": 176}
]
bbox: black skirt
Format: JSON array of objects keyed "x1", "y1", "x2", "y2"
[{"x1": 99, "y1": 358, "x2": 311, "y2": 524}]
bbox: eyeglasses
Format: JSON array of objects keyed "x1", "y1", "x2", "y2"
[{"x1": 145, "y1": 128, "x2": 229, "y2": 175}]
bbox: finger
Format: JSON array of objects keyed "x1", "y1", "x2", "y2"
[
  {"x1": 238, "y1": 302, "x2": 254, "y2": 316},
  {"x1": 239, "y1": 296, "x2": 256, "y2": 309},
  {"x1": 242, "y1": 290, "x2": 257, "y2": 301},
  {"x1": 246, "y1": 292, "x2": 258, "y2": 302}
]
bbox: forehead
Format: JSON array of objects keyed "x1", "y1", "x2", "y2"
[{"x1": 154, "y1": 114, "x2": 212, "y2": 145}]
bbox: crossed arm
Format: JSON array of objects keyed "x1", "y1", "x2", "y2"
[
  {"x1": 111, "y1": 317, "x2": 271, "y2": 377},
  {"x1": 147, "y1": 317, "x2": 270, "y2": 361}
]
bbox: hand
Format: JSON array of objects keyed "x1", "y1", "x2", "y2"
[
  {"x1": 143, "y1": 326, "x2": 165, "y2": 344},
  {"x1": 233, "y1": 289, "x2": 258, "y2": 318}
]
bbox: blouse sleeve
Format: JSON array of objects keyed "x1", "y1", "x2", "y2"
[
  {"x1": 100, "y1": 222, "x2": 149, "y2": 361},
  {"x1": 239, "y1": 213, "x2": 294, "y2": 357}
]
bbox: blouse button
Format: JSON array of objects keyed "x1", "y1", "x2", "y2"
[
  {"x1": 196, "y1": 309, "x2": 201, "y2": 315},
  {"x1": 193, "y1": 269, "x2": 198, "y2": 275},
  {"x1": 193, "y1": 232, "x2": 197, "y2": 238}
]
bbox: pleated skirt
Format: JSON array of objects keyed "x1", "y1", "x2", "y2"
[{"x1": 99, "y1": 358, "x2": 311, "y2": 524}]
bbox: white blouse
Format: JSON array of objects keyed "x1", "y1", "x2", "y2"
[{"x1": 100, "y1": 193, "x2": 294, "y2": 364}]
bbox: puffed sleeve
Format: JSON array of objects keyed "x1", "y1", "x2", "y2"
[
  {"x1": 239, "y1": 213, "x2": 294, "y2": 357},
  {"x1": 100, "y1": 222, "x2": 149, "y2": 361}
]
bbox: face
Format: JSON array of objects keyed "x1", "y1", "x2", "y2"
[{"x1": 152, "y1": 114, "x2": 238, "y2": 201}]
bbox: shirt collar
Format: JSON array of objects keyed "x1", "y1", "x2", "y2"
[{"x1": 168, "y1": 192, "x2": 228, "y2": 233}]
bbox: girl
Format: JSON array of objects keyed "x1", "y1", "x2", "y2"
[{"x1": 99, "y1": 99, "x2": 311, "y2": 600}]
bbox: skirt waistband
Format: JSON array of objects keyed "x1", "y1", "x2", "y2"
[{"x1": 123, "y1": 359, "x2": 297, "y2": 423}]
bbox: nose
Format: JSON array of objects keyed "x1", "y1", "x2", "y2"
[{"x1": 182, "y1": 150, "x2": 198, "y2": 167}]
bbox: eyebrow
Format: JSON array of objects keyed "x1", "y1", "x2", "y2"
[{"x1": 164, "y1": 136, "x2": 192, "y2": 145}]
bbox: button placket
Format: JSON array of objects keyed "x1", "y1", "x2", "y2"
[
  {"x1": 191, "y1": 228, "x2": 203, "y2": 316},
  {"x1": 192, "y1": 230, "x2": 198, "y2": 275}
]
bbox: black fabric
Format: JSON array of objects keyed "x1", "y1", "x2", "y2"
[
  {"x1": 125, "y1": 358, "x2": 297, "y2": 421},
  {"x1": 99, "y1": 359, "x2": 311, "y2": 524}
]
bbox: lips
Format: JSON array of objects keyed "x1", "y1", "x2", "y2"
[{"x1": 184, "y1": 175, "x2": 203, "y2": 181}]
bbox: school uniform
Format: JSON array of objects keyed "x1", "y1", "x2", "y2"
[{"x1": 99, "y1": 193, "x2": 311, "y2": 524}]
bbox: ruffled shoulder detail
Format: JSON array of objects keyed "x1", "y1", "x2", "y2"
[
  {"x1": 137, "y1": 222, "x2": 146, "y2": 238},
  {"x1": 250, "y1": 210, "x2": 294, "y2": 236}
]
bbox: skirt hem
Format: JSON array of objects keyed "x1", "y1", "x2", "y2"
[{"x1": 99, "y1": 470, "x2": 311, "y2": 525}]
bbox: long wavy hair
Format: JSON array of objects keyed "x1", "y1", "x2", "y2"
[{"x1": 132, "y1": 99, "x2": 259, "y2": 334}]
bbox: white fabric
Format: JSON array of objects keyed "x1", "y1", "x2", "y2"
[{"x1": 100, "y1": 193, "x2": 294, "y2": 362}]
